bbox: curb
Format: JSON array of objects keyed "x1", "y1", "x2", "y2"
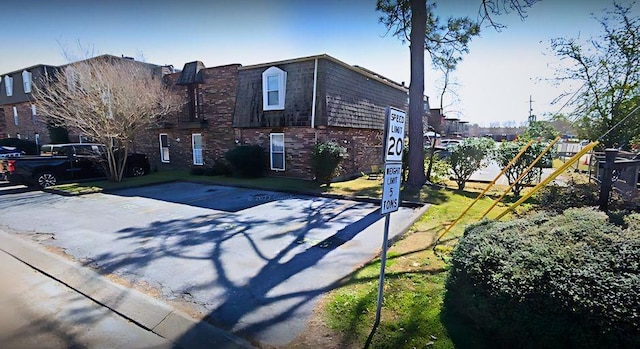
[
  {"x1": 0, "y1": 230, "x2": 255, "y2": 349},
  {"x1": 47, "y1": 178, "x2": 425, "y2": 209}
]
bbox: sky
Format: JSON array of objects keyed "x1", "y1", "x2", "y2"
[{"x1": 1, "y1": 0, "x2": 637, "y2": 127}]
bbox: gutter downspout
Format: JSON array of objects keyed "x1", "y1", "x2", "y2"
[{"x1": 311, "y1": 58, "x2": 318, "y2": 130}]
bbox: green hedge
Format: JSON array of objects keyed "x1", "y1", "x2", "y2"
[
  {"x1": 311, "y1": 141, "x2": 347, "y2": 184},
  {"x1": 224, "y1": 145, "x2": 265, "y2": 178},
  {"x1": 445, "y1": 208, "x2": 640, "y2": 348}
]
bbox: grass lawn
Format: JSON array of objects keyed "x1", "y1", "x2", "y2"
[{"x1": 309, "y1": 182, "x2": 514, "y2": 349}]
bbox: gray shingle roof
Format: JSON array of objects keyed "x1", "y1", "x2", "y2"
[{"x1": 176, "y1": 61, "x2": 206, "y2": 85}]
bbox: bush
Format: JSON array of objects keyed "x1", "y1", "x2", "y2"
[
  {"x1": 204, "y1": 158, "x2": 232, "y2": 176},
  {"x1": 424, "y1": 157, "x2": 450, "y2": 184},
  {"x1": 311, "y1": 141, "x2": 347, "y2": 185},
  {"x1": 0, "y1": 138, "x2": 38, "y2": 155},
  {"x1": 493, "y1": 140, "x2": 553, "y2": 196},
  {"x1": 445, "y1": 208, "x2": 640, "y2": 349},
  {"x1": 224, "y1": 145, "x2": 265, "y2": 178},
  {"x1": 446, "y1": 137, "x2": 494, "y2": 190},
  {"x1": 535, "y1": 180, "x2": 627, "y2": 214}
]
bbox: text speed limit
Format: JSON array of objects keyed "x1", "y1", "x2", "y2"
[{"x1": 384, "y1": 107, "x2": 406, "y2": 163}]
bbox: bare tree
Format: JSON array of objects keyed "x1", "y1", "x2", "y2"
[{"x1": 33, "y1": 56, "x2": 179, "y2": 182}]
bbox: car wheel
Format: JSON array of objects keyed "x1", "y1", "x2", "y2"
[
  {"x1": 130, "y1": 165, "x2": 145, "y2": 177},
  {"x1": 36, "y1": 172, "x2": 58, "y2": 188}
]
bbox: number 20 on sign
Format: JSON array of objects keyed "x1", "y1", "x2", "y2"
[{"x1": 384, "y1": 107, "x2": 406, "y2": 163}]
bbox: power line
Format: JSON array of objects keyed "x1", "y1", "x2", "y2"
[{"x1": 597, "y1": 104, "x2": 640, "y2": 142}]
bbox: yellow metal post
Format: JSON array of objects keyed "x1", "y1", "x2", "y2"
[
  {"x1": 433, "y1": 139, "x2": 534, "y2": 247},
  {"x1": 480, "y1": 136, "x2": 561, "y2": 220},
  {"x1": 494, "y1": 141, "x2": 600, "y2": 220}
]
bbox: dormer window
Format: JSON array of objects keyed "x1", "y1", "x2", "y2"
[
  {"x1": 262, "y1": 66, "x2": 287, "y2": 111},
  {"x1": 4, "y1": 75, "x2": 13, "y2": 96},
  {"x1": 22, "y1": 70, "x2": 32, "y2": 93}
]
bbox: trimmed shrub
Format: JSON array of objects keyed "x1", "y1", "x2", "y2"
[
  {"x1": 311, "y1": 141, "x2": 347, "y2": 185},
  {"x1": 204, "y1": 158, "x2": 232, "y2": 176},
  {"x1": 446, "y1": 137, "x2": 494, "y2": 190},
  {"x1": 224, "y1": 145, "x2": 265, "y2": 178},
  {"x1": 445, "y1": 208, "x2": 640, "y2": 349}
]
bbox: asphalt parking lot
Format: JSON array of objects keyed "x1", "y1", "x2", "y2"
[{"x1": 0, "y1": 181, "x2": 427, "y2": 346}]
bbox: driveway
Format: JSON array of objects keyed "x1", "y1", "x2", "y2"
[{"x1": 0, "y1": 181, "x2": 426, "y2": 347}]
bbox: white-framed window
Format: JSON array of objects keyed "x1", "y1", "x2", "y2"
[
  {"x1": 192, "y1": 133, "x2": 203, "y2": 165},
  {"x1": 22, "y1": 70, "x2": 32, "y2": 93},
  {"x1": 159, "y1": 133, "x2": 170, "y2": 163},
  {"x1": 270, "y1": 133, "x2": 285, "y2": 171},
  {"x1": 34, "y1": 133, "x2": 40, "y2": 147},
  {"x1": 31, "y1": 104, "x2": 36, "y2": 122},
  {"x1": 262, "y1": 66, "x2": 287, "y2": 111},
  {"x1": 5, "y1": 75, "x2": 13, "y2": 97},
  {"x1": 12, "y1": 106, "x2": 18, "y2": 125}
]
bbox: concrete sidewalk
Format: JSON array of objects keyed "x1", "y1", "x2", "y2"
[{"x1": 0, "y1": 231, "x2": 255, "y2": 349}]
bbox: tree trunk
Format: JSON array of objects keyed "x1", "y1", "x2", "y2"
[{"x1": 406, "y1": 0, "x2": 427, "y2": 189}]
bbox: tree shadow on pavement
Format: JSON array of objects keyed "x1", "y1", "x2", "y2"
[{"x1": 82, "y1": 195, "x2": 386, "y2": 347}]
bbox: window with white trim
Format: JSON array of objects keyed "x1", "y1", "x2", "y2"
[
  {"x1": 5, "y1": 76, "x2": 13, "y2": 97},
  {"x1": 159, "y1": 133, "x2": 170, "y2": 163},
  {"x1": 13, "y1": 106, "x2": 18, "y2": 125},
  {"x1": 192, "y1": 133, "x2": 203, "y2": 165},
  {"x1": 31, "y1": 104, "x2": 36, "y2": 122},
  {"x1": 270, "y1": 133, "x2": 285, "y2": 171},
  {"x1": 262, "y1": 67, "x2": 287, "y2": 111},
  {"x1": 34, "y1": 133, "x2": 40, "y2": 147},
  {"x1": 22, "y1": 70, "x2": 32, "y2": 93}
]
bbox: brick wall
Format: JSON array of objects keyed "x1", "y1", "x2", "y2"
[
  {"x1": 136, "y1": 64, "x2": 240, "y2": 171},
  {"x1": 236, "y1": 126, "x2": 383, "y2": 180},
  {"x1": 1, "y1": 102, "x2": 50, "y2": 143}
]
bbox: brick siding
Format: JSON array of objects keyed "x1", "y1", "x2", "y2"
[
  {"x1": 1, "y1": 103, "x2": 50, "y2": 143},
  {"x1": 135, "y1": 64, "x2": 240, "y2": 171},
  {"x1": 236, "y1": 126, "x2": 383, "y2": 180}
]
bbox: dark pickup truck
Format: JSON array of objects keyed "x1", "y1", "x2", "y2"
[{"x1": 3, "y1": 143, "x2": 150, "y2": 188}]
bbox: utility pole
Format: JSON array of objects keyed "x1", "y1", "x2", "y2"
[{"x1": 528, "y1": 95, "x2": 536, "y2": 123}]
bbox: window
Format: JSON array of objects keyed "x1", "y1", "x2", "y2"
[
  {"x1": 270, "y1": 133, "x2": 285, "y2": 171},
  {"x1": 34, "y1": 133, "x2": 40, "y2": 147},
  {"x1": 13, "y1": 106, "x2": 18, "y2": 126},
  {"x1": 187, "y1": 85, "x2": 202, "y2": 121},
  {"x1": 5, "y1": 75, "x2": 13, "y2": 97},
  {"x1": 159, "y1": 133, "x2": 170, "y2": 163},
  {"x1": 22, "y1": 70, "x2": 32, "y2": 93},
  {"x1": 262, "y1": 66, "x2": 287, "y2": 111},
  {"x1": 78, "y1": 135, "x2": 87, "y2": 144},
  {"x1": 192, "y1": 133, "x2": 203, "y2": 165},
  {"x1": 31, "y1": 104, "x2": 36, "y2": 122}
]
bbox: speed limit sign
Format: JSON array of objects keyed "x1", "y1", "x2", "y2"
[{"x1": 384, "y1": 107, "x2": 406, "y2": 163}]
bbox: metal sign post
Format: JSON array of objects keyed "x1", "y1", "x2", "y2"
[{"x1": 366, "y1": 107, "x2": 406, "y2": 348}]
